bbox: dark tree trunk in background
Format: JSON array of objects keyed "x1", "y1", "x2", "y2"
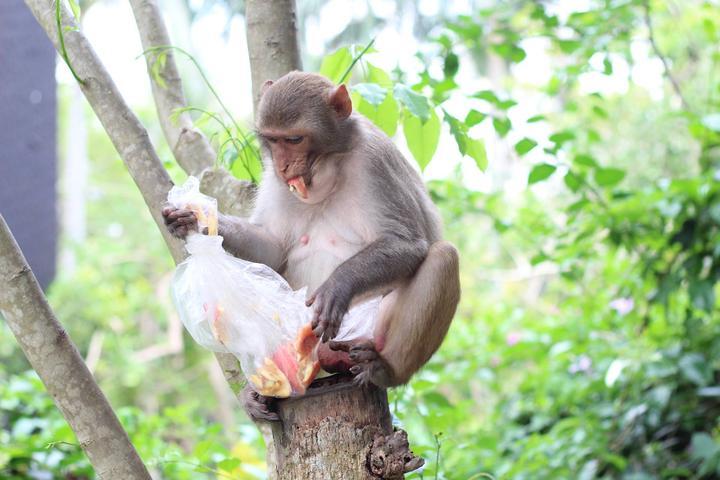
[{"x1": 0, "y1": 0, "x2": 57, "y2": 290}]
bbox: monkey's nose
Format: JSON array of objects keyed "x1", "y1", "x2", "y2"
[{"x1": 280, "y1": 163, "x2": 289, "y2": 173}]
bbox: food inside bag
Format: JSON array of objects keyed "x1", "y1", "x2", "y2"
[{"x1": 168, "y1": 177, "x2": 380, "y2": 397}]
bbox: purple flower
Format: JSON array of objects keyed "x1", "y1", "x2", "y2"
[
  {"x1": 609, "y1": 297, "x2": 634, "y2": 316},
  {"x1": 569, "y1": 355, "x2": 592, "y2": 374}
]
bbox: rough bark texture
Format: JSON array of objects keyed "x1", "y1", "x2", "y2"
[
  {"x1": 24, "y1": 0, "x2": 185, "y2": 264},
  {"x1": 270, "y1": 376, "x2": 391, "y2": 479},
  {"x1": 0, "y1": 215, "x2": 151, "y2": 480},
  {"x1": 129, "y1": 0, "x2": 216, "y2": 177},
  {"x1": 245, "y1": 0, "x2": 302, "y2": 110}
]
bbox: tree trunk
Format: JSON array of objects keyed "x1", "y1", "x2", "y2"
[
  {"x1": 0, "y1": 215, "x2": 151, "y2": 480},
  {"x1": 266, "y1": 375, "x2": 422, "y2": 480},
  {"x1": 245, "y1": 0, "x2": 302, "y2": 109}
]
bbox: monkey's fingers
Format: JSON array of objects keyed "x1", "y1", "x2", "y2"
[
  {"x1": 305, "y1": 293, "x2": 317, "y2": 308},
  {"x1": 328, "y1": 340, "x2": 353, "y2": 352}
]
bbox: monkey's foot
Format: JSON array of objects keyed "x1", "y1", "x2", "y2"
[
  {"x1": 243, "y1": 385, "x2": 279, "y2": 422},
  {"x1": 328, "y1": 339, "x2": 391, "y2": 387},
  {"x1": 367, "y1": 429, "x2": 424, "y2": 479}
]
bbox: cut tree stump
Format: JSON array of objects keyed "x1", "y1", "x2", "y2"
[{"x1": 262, "y1": 374, "x2": 423, "y2": 479}]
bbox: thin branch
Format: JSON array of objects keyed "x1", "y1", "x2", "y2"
[
  {"x1": 127, "y1": 0, "x2": 216, "y2": 176},
  {"x1": 24, "y1": 0, "x2": 249, "y2": 393},
  {"x1": 25, "y1": 0, "x2": 185, "y2": 263},
  {"x1": 0, "y1": 215, "x2": 151, "y2": 480},
  {"x1": 642, "y1": 0, "x2": 692, "y2": 112}
]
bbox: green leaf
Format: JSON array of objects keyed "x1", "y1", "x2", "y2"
[
  {"x1": 319, "y1": 47, "x2": 353, "y2": 84},
  {"x1": 549, "y1": 130, "x2": 576, "y2": 145},
  {"x1": 701, "y1": 113, "x2": 720, "y2": 132},
  {"x1": 574, "y1": 154, "x2": 597, "y2": 167},
  {"x1": 443, "y1": 52, "x2": 459, "y2": 78},
  {"x1": 394, "y1": 84, "x2": 431, "y2": 123},
  {"x1": 557, "y1": 39, "x2": 582, "y2": 54},
  {"x1": 492, "y1": 117, "x2": 511, "y2": 137},
  {"x1": 527, "y1": 114, "x2": 545, "y2": 123},
  {"x1": 690, "y1": 433, "x2": 720, "y2": 462},
  {"x1": 352, "y1": 90, "x2": 399, "y2": 137},
  {"x1": 352, "y1": 83, "x2": 387, "y2": 106},
  {"x1": 465, "y1": 109, "x2": 486, "y2": 127},
  {"x1": 366, "y1": 63, "x2": 392, "y2": 87},
  {"x1": 564, "y1": 171, "x2": 581, "y2": 192},
  {"x1": 603, "y1": 57, "x2": 613, "y2": 75},
  {"x1": 528, "y1": 164, "x2": 556, "y2": 184},
  {"x1": 466, "y1": 137, "x2": 487, "y2": 171},
  {"x1": 679, "y1": 353, "x2": 712, "y2": 387},
  {"x1": 514, "y1": 138, "x2": 537, "y2": 156},
  {"x1": 594, "y1": 167, "x2": 625, "y2": 187},
  {"x1": 217, "y1": 458, "x2": 242, "y2": 470},
  {"x1": 472, "y1": 90, "x2": 500, "y2": 104},
  {"x1": 403, "y1": 108, "x2": 440, "y2": 170}
]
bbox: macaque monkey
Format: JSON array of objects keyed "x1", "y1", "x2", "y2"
[{"x1": 163, "y1": 72, "x2": 460, "y2": 421}]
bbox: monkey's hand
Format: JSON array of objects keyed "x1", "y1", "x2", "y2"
[
  {"x1": 329, "y1": 340, "x2": 393, "y2": 387},
  {"x1": 162, "y1": 206, "x2": 202, "y2": 239},
  {"x1": 242, "y1": 384, "x2": 279, "y2": 422},
  {"x1": 307, "y1": 278, "x2": 353, "y2": 342}
]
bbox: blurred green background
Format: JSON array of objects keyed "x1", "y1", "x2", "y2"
[{"x1": 2, "y1": 0, "x2": 720, "y2": 478}]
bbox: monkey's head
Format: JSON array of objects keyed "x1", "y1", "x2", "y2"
[{"x1": 256, "y1": 71, "x2": 354, "y2": 202}]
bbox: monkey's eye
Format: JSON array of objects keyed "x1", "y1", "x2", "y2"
[
  {"x1": 265, "y1": 136, "x2": 278, "y2": 144},
  {"x1": 285, "y1": 136, "x2": 304, "y2": 145}
]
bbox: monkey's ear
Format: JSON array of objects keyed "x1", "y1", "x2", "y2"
[
  {"x1": 329, "y1": 85, "x2": 352, "y2": 119},
  {"x1": 260, "y1": 80, "x2": 274, "y2": 97}
]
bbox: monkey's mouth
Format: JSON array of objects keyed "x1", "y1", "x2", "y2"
[{"x1": 287, "y1": 176, "x2": 309, "y2": 199}]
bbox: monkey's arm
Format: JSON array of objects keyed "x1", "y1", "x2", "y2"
[
  {"x1": 218, "y1": 214, "x2": 286, "y2": 272},
  {"x1": 308, "y1": 235, "x2": 428, "y2": 341}
]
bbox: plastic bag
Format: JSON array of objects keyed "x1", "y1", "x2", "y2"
[{"x1": 169, "y1": 177, "x2": 380, "y2": 397}]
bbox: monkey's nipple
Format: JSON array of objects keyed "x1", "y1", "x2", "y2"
[{"x1": 287, "y1": 177, "x2": 309, "y2": 199}]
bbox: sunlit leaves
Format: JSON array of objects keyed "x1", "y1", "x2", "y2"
[
  {"x1": 445, "y1": 112, "x2": 487, "y2": 171},
  {"x1": 514, "y1": 138, "x2": 538, "y2": 156},
  {"x1": 351, "y1": 89, "x2": 399, "y2": 137},
  {"x1": 594, "y1": 167, "x2": 625, "y2": 187},
  {"x1": 319, "y1": 47, "x2": 353, "y2": 84},
  {"x1": 528, "y1": 163, "x2": 557, "y2": 184},
  {"x1": 465, "y1": 109, "x2": 486, "y2": 127},
  {"x1": 352, "y1": 83, "x2": 387, "y2": 106},
  {"x1": 394, "y1": 84, "x2": 432, "y2": 123},
  {"x1": 404, "y1": 109, "x2": 440, "y2": 171}
]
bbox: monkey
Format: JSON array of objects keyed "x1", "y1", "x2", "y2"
[{"x1": 163, "y1": 71, "x2": 460, "y2": 421}]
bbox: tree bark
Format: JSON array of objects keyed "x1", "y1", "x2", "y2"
[
  {"x1": 0, "y1": 215, "x2": 151, "y2": 480},
  {"x1": 23, "y1": 0, "x2": 247, "y2": 394},
  {"x1": 24, "y1": 0, "x2": 185, "y2": 263},
  {"x1": 128, "y1": 0, "x2": 216, "y2": 176},
  {"x1": 245, "y1": 0, "x2": 302, "y2": 110}
]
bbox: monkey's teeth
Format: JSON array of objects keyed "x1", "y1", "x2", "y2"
[{"x1": 289, "y1": 184, "x2": 296, "y2": 193}]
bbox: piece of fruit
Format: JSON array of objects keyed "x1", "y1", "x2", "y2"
[
  {"x1": 249, "y1": 358, "x2": 291, "y2": 398},
  {"x1": 295, "y1": 323, "x2": 319, "y2": 357}
]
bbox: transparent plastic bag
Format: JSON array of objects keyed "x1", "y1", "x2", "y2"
[{"x1": 168, "y1": 177, "x2": 380, "y2": 397}]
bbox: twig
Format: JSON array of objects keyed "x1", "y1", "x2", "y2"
[{"x1": 642, "y1": 0, "x2": 692, "y2": 112}]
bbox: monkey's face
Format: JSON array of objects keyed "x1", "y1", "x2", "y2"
[
  {"x1": 256, "y1": 72, "x2": 354, "y2": 203},
  {"x1": 258, "y1": 130, "x2": 315, "y2": 199}
]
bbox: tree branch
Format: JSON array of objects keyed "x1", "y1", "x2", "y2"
[
  {"x1": 128, "y1": 0, "x2": 215, "y2": 176},
  {"x1": 245, "y1": 0, "x2": 302, "y2": 110},
  {"x1": 129, "y1": 0, "x2": 256, "y2": 215},
  {"x1": 0, "y1": 215, "x2": 151, "y2": 480},
  {"x1": 24, "y1": 0, "x2": 185, "y2": 263},
  {"x1": 24, "y1": 0, "x2": 247, "y2": 393},
  {"x1": 643, "y1": 0, "x2": 692, "y2": 112}
]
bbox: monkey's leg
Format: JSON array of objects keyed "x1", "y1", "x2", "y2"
[{"x1": 335, "y1": 241, "x2": 460, "y2": 387}]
